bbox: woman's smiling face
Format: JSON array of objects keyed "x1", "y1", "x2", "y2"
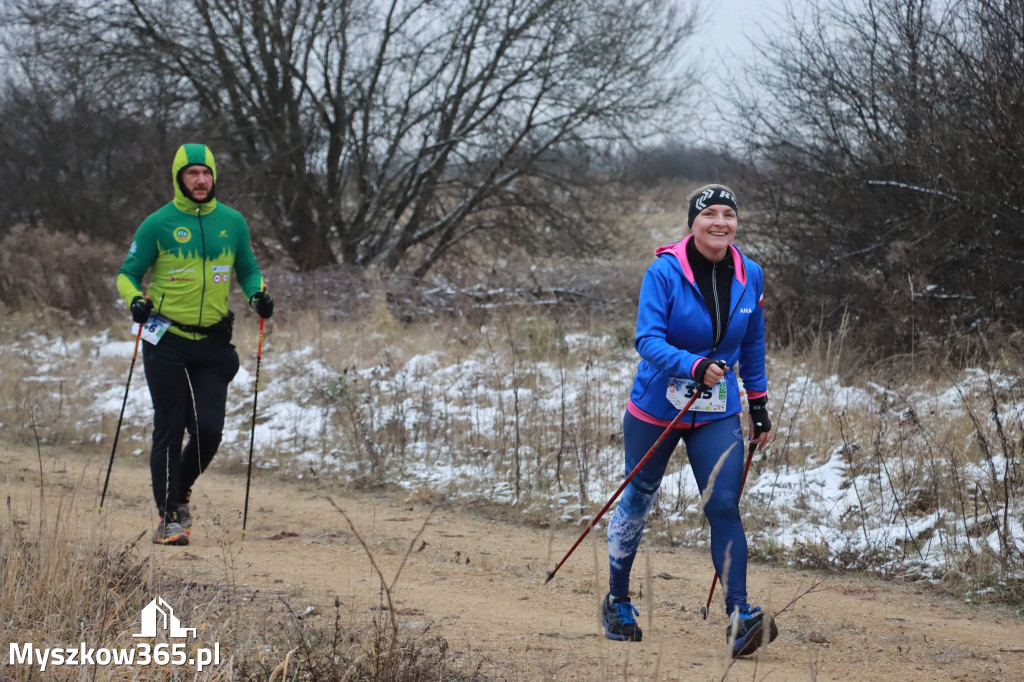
[{"x1": 690, "y1": 203, "x2": 737, "y2": 261}]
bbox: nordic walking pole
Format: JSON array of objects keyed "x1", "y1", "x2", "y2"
[
  {"x1": 545, "y1": 388, "x2": 705, "y2": 584},
  {"x1": 99, "y1": 321, "x2": 145, "y2": 512},
  {"x1": 700, "y1": 441, "x2": 758, "y2": 619},
  {"x1": 242, "y1": 313, "x2": 266, "y2": 537}
]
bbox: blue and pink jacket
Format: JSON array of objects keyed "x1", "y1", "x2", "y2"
[{"x1": 627, "y1": 235, "x2": 767, "y2": 427}]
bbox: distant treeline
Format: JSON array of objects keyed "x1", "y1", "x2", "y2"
[{"x1": 2, "y1": 0, "x2": 1023, "y2": 361}]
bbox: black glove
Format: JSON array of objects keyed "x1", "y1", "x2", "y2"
[
  {"x1": 249, "y1": 291, "x2": 274, "y2": 319},
  {"x1": 748, "y1": 396, "x2": 772, "y2": 438},
  {"x1": 130, "y1": 296, "x2": 153, "y2": 324},
  {"x1": 692, "y1": 358, "x2": 727, "y2": 386}
]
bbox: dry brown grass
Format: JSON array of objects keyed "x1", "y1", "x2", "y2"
[
  {"x1": 0, "y1": 324, "x2": 149, "y2": 454},
  {"x1": 1, "y1": 490, "x2": 459, "y2": 681},
  {"x1": 0, "y1": 226, "x2": 125, "y2": 325}
]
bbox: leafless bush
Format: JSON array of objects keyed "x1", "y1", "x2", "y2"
[
  {"x1": 734, "y1": 0, "x2": 1024, "y2": 360},
  {"x1": 0, "y1": 226, "x2": 123, "y2": 323}
]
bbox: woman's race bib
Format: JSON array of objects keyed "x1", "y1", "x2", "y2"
[{"x1": 666, "y1": 377, "x2": 727, "y2": 412}]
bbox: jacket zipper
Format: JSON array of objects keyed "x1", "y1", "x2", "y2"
[
  {"x1": 197, "y1": 208, "x2": 207, "y2": 337},
  {"x1": 711, "y1": 261, "x2": 723, "y2": 348},
  {"x1": 711, "y1": 266, "x2": 747, "y2": 355},
  {"x1": 694, "y1": 264, "x2": 747, "y2": 426}
]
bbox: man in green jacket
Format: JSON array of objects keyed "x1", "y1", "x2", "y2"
[{"x1": 117, "y1": 143, "x2": 274, "y2": 546}]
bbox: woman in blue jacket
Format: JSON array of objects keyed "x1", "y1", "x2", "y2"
[{"x1": 601, "y1": 184, "x2": 776, "y2": 658}]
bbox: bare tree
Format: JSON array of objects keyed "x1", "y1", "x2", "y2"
[
  {"x1": 9, "y1": 0, "x2": 698, "y2": 272},
  {"x1": 0, "y1": 2, "x2": 181, "y2": 240},
  {"x1": 734, "y1": 0, "x2": 1024, "y2": 358}
]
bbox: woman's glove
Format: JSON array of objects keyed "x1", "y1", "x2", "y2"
[
  {"x1": 692, "y1": 358, "x2": 727, "y2": 386},
  {"x1": 747, "y1": 396, "x2": 771, "y2": 438}
]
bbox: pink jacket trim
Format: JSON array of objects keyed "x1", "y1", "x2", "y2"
[
  {"x1": 627, "y1": 400, "x2": 705, "y2": 429},
  {"x1": 654, "y1": 235, "x2": 747, "y2": 286},
  {"x1": 746, "y1": 390, "x2": 767, "y2": 401}
]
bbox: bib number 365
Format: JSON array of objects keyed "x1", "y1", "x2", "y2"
[{"x1": 666, "y1": 377, "x2": 727, "y2": 412}]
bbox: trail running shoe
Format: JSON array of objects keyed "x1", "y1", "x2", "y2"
[
  {"x1": 601, "y1": 593, "x2": 643, "y2": 642},
  {"x1": 177, "y1": 503, "x2": 192, "y2": 533},
  {"x1": 152, "y1": 514, "x2": 189, "y2": 546},
  {"x1": 727, "y1": 603, "x2": 778, "y2": 657}
]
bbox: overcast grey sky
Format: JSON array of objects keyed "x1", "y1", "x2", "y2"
[
  {"x1": 689, "y1": 0, "x2": 803, "y2": 67},
  {"x1": 682, "y1": 0, "x2": 808, "y2": 145}
]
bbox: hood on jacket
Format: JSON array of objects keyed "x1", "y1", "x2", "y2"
[
  {"x1": 172, "y1": 143, "x2": 218, "y2": 214},
  {"x1": 654, "y1": 235, "x2": 747, "y2": 286}
]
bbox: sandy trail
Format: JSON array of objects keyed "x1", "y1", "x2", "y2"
[{"x1": 2, "y1": 442, "x2": 1021, "y2": 681}]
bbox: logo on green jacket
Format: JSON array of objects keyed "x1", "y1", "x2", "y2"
[{"x1": 174, "y1": 227, "x2": 192, "y2": 244}]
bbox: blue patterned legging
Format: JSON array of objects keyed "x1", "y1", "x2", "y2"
[{"x1": 608, "y1": 411, "x2": 748, "y2": 614}]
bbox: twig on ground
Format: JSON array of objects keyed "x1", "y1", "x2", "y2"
[{"x1": 717, "y1": 577, "x2": 828, "y2": 681}]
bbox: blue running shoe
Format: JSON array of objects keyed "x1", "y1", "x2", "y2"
[
  {"x1": 727, "y1": 604, "x2": 778, "y2": 657},
  {"x1": 601, "y1": 593, "x2": 643, "y2": 641}
]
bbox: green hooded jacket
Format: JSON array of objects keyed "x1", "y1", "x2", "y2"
[{"x1": 117, "y1": 144, "x2": 265, "y2": 339}]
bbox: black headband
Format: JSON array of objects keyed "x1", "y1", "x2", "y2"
[{"x1": 687, "y1": 187, "x2": 738, "y2": 226}]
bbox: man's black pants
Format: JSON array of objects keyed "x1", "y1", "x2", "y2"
[{"x1": 142, "y1": 332, "x2": 239, "y2": 516}]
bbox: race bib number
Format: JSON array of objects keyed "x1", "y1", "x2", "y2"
[
  {"x1": 666, "y1": 377, "x2": 727, "y2": 412},
  {"x1": 139, "y1": 314, "x2": 172, "y2": 345}
]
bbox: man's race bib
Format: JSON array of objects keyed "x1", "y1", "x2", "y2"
[
  {"x1": 666, "y1": 377, "x2": 727, "y2": 412},
  {"x1": 138, "y1": 314, "x2": 172, "y2": 345}
]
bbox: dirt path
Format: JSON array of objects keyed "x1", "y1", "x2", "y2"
[{"x1": 3, "y1": 442, "x2": 1021, "y2": 681}]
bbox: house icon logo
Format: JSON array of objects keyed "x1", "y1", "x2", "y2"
[{"x1": 133, "y1": 597, "x2": 197, "y2": 638}]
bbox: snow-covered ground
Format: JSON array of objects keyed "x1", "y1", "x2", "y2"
[{"x1": 3, "y1": 327, "x2": 1021, "y2": 598}]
